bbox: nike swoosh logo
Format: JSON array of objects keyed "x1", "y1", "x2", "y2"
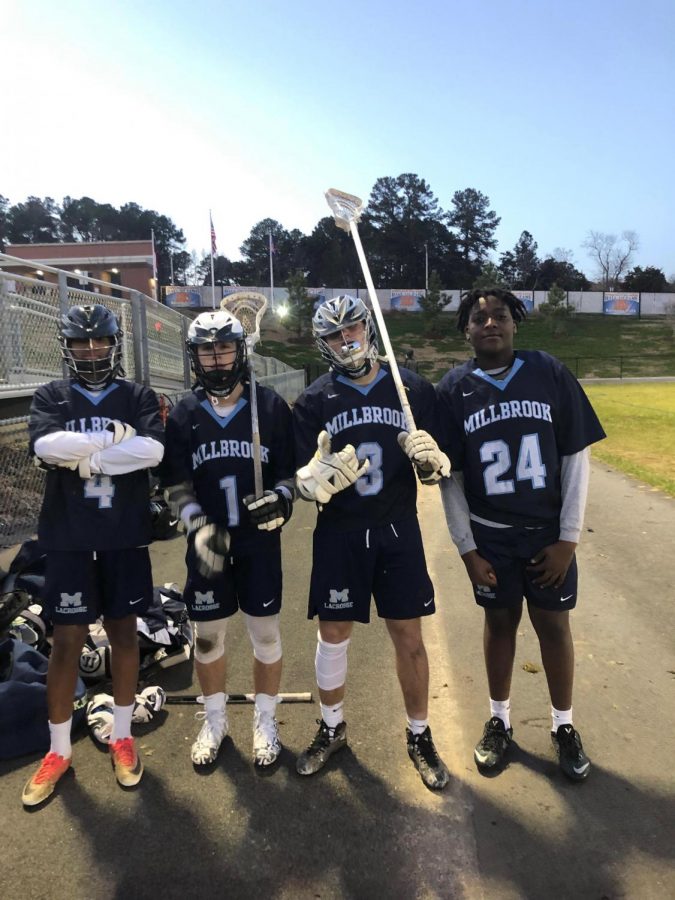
[
  {"x1": 57, "y1": 400, "x2": 69, "y2": 405},
  {"x1": 560, "y1": 594, "x2": 573, "y2": 602},
  {"x1": 130, "y1": 597, "x2": 145, "y2": 606},
  {"x1": 574, "y1": 761, "x2": 590, "y2": 775},
  {"x1": 262, "y1": 599, "x2": 275, "y2": 607},
  {"x1": 424, "y1": 598, "x2": 433, "y2": 607},
  {"x1": 192, "y1": 424, "x2": 199, "y2": 430},
  {"x1": 462, "y1": 390, "x2": 475, "y2": 397},
  {"x1": 474, "y1": 750, "x2": 490, "y2": 764},
  {"x1": 327, "y1": 393, "x2": 339, "y2": 399}
]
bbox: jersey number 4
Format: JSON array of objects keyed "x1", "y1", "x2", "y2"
[
  {"x1": 480, "y1": 434, "x2": 547, "y2": 495},
  {"x1": 84, "y1": 475, "x2": 116, "y2": 508}
]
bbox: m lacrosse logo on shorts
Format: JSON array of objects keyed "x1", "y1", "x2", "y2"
[
  {"x1": 327, "y1": 588, "x2": 353, "y2": 610},
  {"x1": 475, "y1": 585, "x2": 496, "y2": 601},
  {"x1": 194, "y1": 590, "x2": 219, "y2": 612},
  {"x1": 57, "y1": 591, "x2": 88, "y2": 614}
]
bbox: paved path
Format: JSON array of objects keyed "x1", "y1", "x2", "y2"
[{"x1": 1, "y1": 462, "x2": 674, "y2": 898}]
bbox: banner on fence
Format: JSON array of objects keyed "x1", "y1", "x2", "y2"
[
  {"x1": 390, "y1": 290, "x2": 424, "y2": 311},
  {"x1": 513, "y1": 290, "x2": 535, "y2": 311},
  {"x1": 603, "y1": 293, "x2": 639, "y2": 316},
  {"x1": 165, "y1": 290, "x2": 202, "y2": 308}
]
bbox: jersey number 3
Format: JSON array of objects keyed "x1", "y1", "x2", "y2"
[{"x1": 480, "y1": 434, "x2": 547, "y2": 495}]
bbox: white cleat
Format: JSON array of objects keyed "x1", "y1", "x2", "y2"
[
  {"x1": 253, "y1": 707, "x2": 282, "y2": 768},
  {"x1": 191, "y1": 705, "x2": 228, "y2": 766}
]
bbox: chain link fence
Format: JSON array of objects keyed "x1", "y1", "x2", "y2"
[{"x1": 0, "y1": 255, "x2": 305, "y2": 550}]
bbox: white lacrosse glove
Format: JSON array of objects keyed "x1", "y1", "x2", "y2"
[
  {"x1": 243, "y1": 489, "x2": 293, "y2": 532},
  {"x1": 397, "y1": 430, "x2": 451, "y2": 485},
  {"x1": 187, "y1": 514, "x2": 231, "y2": 577},
  {"x1": 105, "y1": 420, "x2": 136, "y2": 444},
  {"x1": 296, "y1": 430, "x2": 369, "y2": 504}
]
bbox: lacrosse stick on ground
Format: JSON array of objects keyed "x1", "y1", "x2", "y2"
[
  {"x1": 325, "y1": 188, "x2": 416, "y2": 433},
  {"x1": 220, "y1": 291, "x2": 269, "y2": 499}
]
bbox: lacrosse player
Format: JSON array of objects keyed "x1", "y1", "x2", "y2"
[
  {"x1": 22, "y1": 304, "x2": 164, "y2": 807},
  {"x1": 160, "y1": 310, "x2": 295, "y2": 770},
  {"x1": 436, "y1": 287, "x2": 605, "y2": 781},
  {"x1": 293, "y1": 295, "x2": 450, "y2": 790}
]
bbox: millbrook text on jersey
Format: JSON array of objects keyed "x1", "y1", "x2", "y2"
[
  {"x1": 464, "y1": 400, "x2": 553, "y2": 434},
  {"x1": 324, "y1": 405, "x2": 408, "y2": 437},
  {"x1": 192, "y1": 439, "x2": 270, "y2": 470}
]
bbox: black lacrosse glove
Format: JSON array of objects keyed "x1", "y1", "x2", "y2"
[
  {"x1": 187, "y1": 514, "x2": 230, "y2": 577},
  {"x1": 243, "y1": 489, "x2": 293, "y2": 532}
]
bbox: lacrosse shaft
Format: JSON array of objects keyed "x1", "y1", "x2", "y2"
[
  {"x1": 349, "y1": 223, "x2": 416, "y2": 433},
  {"x1": 165, "y1": 692, "x2": 313, "y2": 705},
  {"x1": 249, "y1": 363, "x2": 263, "y2": 498}
]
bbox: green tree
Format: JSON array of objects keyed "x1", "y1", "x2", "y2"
[
  {"x1": 538, "y1": 282, "x2": 572, "y2": 336},
  {"x1": 499, "y1": 230, "x2": 539, "y2": 287},
  {"x1": 7, "y1": 196, "x2": 60, "y2": 243},
  {"x1": 285, "y1": 269, "x2": 314, "y2": 337},
  {"x1": 536, "y1": 257, "x2": 590, "y2": 290},
  {"x1": 418, "y1": 270, "x2": 446, "y2": 335},
  {"x1": 472, "y1": 262, "x2": 507, "y2": 290},
  {"x1": 446, "y1": 188, "x2": 501, "y2": 266},
  {"x1": 239, "y1": 218, "x2": 300, "y2": 285},
  {"x1": 0, "y1": 194, "x2": 9, "y2": 249},
  {"x1": 623, "y1": 266, "x2": 668, "y2": 292},
  {"x1": 303, "y1": 216, "x2": 362, "y2": 287},
  {"x1": 364, "y1": 174, "x2": 447, "y2": 287}
]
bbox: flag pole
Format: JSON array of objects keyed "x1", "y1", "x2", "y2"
[
  {"x1": 209, "y1": 210, "x2": 216, "y2": 309},
  {"x1": 268, "y1": 230, "x2": 275, "y2": 311},
  {"x1": 151, "y1": 228, "x2": 158, "y2": 301}
]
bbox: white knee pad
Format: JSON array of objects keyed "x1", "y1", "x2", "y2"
[
  {"x1": 193, "y1": 618, "x2": 227, "y2": 665},
  {"x1": 245, "y1": 613, "x2": 282, "y2": 665},
  {"x1": 315, "y1": 632, "x2": 350, "y2": 691}
]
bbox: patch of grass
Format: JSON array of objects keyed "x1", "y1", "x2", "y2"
[{"x1": 584, "y1": 383, "x2": 675, "y2": 497}]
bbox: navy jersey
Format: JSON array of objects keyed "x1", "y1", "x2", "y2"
[
  {"x1": 29, "y1": 379, "x2": 164, "y2": 551},
  {"x1": 435, "y1": 351, "x2": 606, "y2": 527},
  {"x1": 160, "y1": 384, "x2": 295, "y2": 539},
  {"x1": 293, "y1": 365, "x2": 439, "y2": 532}
]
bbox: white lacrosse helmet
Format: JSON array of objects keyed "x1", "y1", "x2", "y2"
[
  {"x1": 186, "y1": 310, "x2": 247, "y2": 396},
  {"x1": 312, "y1": 295, "x2": 378, "y2": 378}
]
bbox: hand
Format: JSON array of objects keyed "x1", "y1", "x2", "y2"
[
  {"x1": 105, "y1": 420, "x2": 136, "y2": 444},
  {"x1": 461, "y1": 549, "x2": 498, "y2": 588},
  {"x1": 296, "y1": 430, "x2": 369, "y2": 503},
  {"x1": 397, "y1": 430, "x2": 451, "y2": 484},
  {"x1": 52, "y1": 457, "x2": 93, "y2": 479},
  {"x1": 187, "y1": 514, "x2": 230, "y2": 577},
  {"x1": 243, "y1": 489, "x2": 293, "y2": 531},
  {"x1": 526, "y1": 541, "x2": 576, "y2": 589}
]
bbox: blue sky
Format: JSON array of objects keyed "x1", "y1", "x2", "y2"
[{"x1": 3, "y1": 0, "x2": 674, "y2": 279}]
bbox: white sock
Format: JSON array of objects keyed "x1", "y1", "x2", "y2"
[
  {"x1": 551, "y1": 706, "x2": 573, "y2": 732},
  {"x1": 406, "y1": 716, "x2": 428, "y2": 736},
  {"x1": 111, "y1": 703, "x2": 134, "y2": 742},
  {"x1": 320, "y1": 701, "x2": 344, "y2": 729},
  {"x1": 49, "y1": 719, "x2": 72, "y2": 758},
  {"x1": 255, "y1": 692, "x2": 279, "y2": 715},
  {"x1": 490, "y1": 698, "x2": 511, "y2": 730},
  {"x1": 203, "y1": 692, "x2": 227, "y2": 714}
]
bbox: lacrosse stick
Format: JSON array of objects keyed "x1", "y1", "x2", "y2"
[
  {"x1": 220, "y1": 291, "x2": 269, "y2": 498},
  {"x1": 325, "y1": 188, "x2": 416, "y2": 433},
  {"x1": 165, "y1": 692, "x2": 313, "y2": 705}
]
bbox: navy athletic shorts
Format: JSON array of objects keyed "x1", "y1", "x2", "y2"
[
  {"x1": 183, "y1": 530, "x2": 282, "y2": 621},
  {"x1": 308, "y1": 516, "x2": 435, "y2": 623},
  {"x1": 44, "y1": 548, "x2": 153, "y2": 625},
  {"x1": 470, "y1": 520, "x2": 578, "y2": 611}
]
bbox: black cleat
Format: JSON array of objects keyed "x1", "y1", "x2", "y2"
[
  {"x1": 552, "y1": 724, "x2": 591, "y2": 781},
  {"x1": 296, "y1": 719, "x2": 347, "y2": 776},
  {"x1": 474, "y1": 717, "x2": 513, "y2": 773},
  {"x1": 407, "y1": 726, "x2": 450, "y2": 790}
]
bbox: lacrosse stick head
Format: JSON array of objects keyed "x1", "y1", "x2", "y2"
[
  {"x1": 312, "y1": 294, "x2": 378, "y2": 379},
  {"x1": 220, "y1": 291, "x2": 269, "y2": 351},
  {"x1": 325, "y1": 188, "x2": 364, "y2": 233},
  {"x1": 186, "y1": 309, "x2": 248, "y2": 397}
]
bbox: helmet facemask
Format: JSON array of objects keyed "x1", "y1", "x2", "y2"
[
  {"x1": 313, "y1": 295, "x2": 378, "y2": 379},
  {"x1": 187, "y1": 310, "x2": 248, "y2": 397},
  {"x1": 58, "y1": 304, "x2": 124, "y2": 390}
]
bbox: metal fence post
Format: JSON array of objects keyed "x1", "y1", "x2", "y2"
[
  {"x1": 57, "y1": 271, "x2": 70, "y2": 378},
  {"x1": 180, "y1": 315, "x2": 191, "y2": 388},
  {"x1": 130, "y1": 291, "x2": 150, "y2": 386}
]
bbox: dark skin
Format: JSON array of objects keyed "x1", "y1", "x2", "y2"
[{"x1": 460, "y1": 294, "x2": 575, "y2": 710}]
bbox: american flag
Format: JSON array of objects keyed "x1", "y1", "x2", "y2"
[
  {"x1": 210, "y1": 214, "x2": 217, "y2": 256},
  {"x1": 269, "y1": 231, "x2": 275, "y2": 255}
]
